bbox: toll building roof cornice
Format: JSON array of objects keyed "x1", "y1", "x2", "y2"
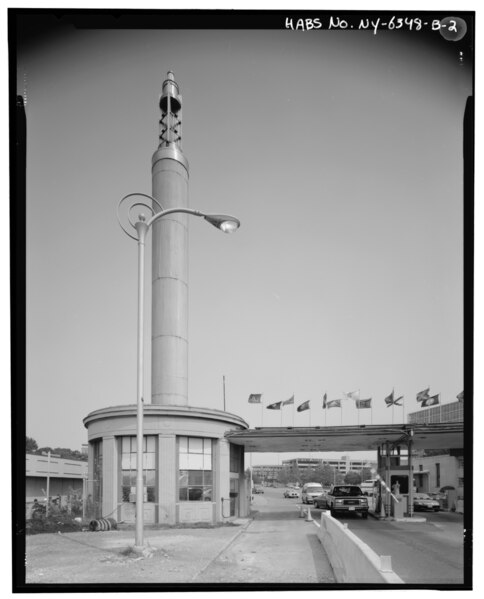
[{"x1": 83, "y1": 403, "x2": 249, "y2": 429}]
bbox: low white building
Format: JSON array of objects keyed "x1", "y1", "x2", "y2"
[
  {"x1": 26, "y1": 453, "x2": 88, "y2": 501},
  {"x1": 412, "y1": 452, "x2": 464, "y2": 511}
]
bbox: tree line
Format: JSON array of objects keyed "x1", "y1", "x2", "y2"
[{"x1": 26, "y1": 436, "x2": 87, "y2": 462}]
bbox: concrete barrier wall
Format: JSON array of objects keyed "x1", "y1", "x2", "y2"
[{"x1": 317, "y1": 512, "x2": 403, "y2": 584}]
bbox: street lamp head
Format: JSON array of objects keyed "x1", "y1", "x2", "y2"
[{"x1": 203, "y1": 214, "x2": 241, "y2": 234}]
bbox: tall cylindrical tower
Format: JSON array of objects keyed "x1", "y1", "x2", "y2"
[{"x1": 151, "y1": 71, "x2": 189, "y2": 406}]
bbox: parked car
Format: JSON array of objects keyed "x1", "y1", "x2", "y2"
[
  {"x1": 252, "y1": 486, "x2": 264, "y2": 494},
  {"x1": 325, "y1": 484, "x2": 369, "y2": 518},
  {"x1": 301, "y1": 483, "x2": 324, "y2": 504},
  {"x1": 413, "y1": 493, "x2": 440, "y2": 511},
  {"x1": 283, "y1": 488, "x2": 299, "y2": 498}
]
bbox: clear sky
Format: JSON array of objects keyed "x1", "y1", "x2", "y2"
[{"x1": 15, "y1": 10, "x2": 472, "y2": 465}]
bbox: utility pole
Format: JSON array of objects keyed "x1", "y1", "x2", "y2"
[{"x1": 46, "y1": 451, "x2": 50, "y2": 518}]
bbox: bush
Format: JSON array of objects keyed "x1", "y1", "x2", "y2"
[{"x1": 26, "y1": 512, "x2": 84, "y2": 535}]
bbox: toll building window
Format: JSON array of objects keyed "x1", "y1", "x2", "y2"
[
  {"x1": 178, "y1": 437, "x2": 213, "y2": 501},
  {"x1": 121, "y1": 436, "x2": 157, "y2": 503}
]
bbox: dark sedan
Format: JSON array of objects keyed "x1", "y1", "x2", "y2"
[{"x1": 313, "y1": 493, "x2": 329, "y2": 509}]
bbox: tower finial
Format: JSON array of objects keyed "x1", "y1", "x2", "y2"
[{"x1": 159, "y1": 71, "x2": 182, "y2": 148}]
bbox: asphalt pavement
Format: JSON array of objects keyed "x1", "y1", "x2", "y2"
[
  {"x1": 195, "y1": 493, "x2": 335, "y2": 584},
  {"x1": 341, "y1": 509, "x2": 466, "y2": 585},
  {"x1": 305, "y1": 494, "x2": 468, "y2": 587}
]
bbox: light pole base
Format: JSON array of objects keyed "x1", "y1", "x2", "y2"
[{"x1": 132, "y1": 544, "x2": 156, "y2": 558}]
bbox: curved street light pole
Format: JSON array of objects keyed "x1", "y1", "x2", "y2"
[
  {"x1": 118, "y1": 195, "x2": 240, "y2": 549},
  {"x1": 134, "y1": 216, "x2": 148, "y2": 549}
]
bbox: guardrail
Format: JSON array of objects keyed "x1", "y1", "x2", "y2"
[{"x1": 316, "y1": 511, "x2": 403, "y2": 584}]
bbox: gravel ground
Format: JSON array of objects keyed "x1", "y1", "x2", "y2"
[{"x1": 25, "y1": 524, "x2": 247, "y2": 586}]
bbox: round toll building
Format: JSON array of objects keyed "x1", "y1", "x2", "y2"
[
  {"x1": 83, "y1": 72, "x2": 249, "y2": 526},
  {"x1": 83, "y1": 404, "x2": 248, "y2": 525}
]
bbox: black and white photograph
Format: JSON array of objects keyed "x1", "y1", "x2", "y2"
[{"x1": 10, "y1": 5, "x2": 474, "y2": 592}]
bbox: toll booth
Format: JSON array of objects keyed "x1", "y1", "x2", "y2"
[{"x1": 377, "y1": 442, "x2": 415, "y2": 517}]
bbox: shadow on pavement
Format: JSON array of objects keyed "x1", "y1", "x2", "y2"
[{"x1": 252, "y1": 508, "x2": 303, "y2": 521}]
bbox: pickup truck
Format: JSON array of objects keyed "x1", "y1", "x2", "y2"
[{"x1": 325, "y1": 484, "x2": 369, "y2": 518}]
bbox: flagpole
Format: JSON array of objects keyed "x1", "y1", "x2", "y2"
[
  {"x1": 261, "y1": 401, "x2": 263, "y2": 427},
  {"x1": 392, "y1": 388, "x2": 394, "y2": 425},
  {"x1": 223, "y1": 375, "x2": 226, "y2": 411},
  {"x1": 357, "y1": 389, "x2": 360, "y2": 426}
]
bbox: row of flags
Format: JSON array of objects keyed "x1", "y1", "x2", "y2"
[{"x1": 248, "y1": 389, "x2": 464, "y2": 411}]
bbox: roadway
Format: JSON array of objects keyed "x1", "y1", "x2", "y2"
[
  {"x1": 245, "y1": 487, "x2": 466, "y2": 586},
  {"x1": 196, "y1": 489, "x2": 335, "y2": 584},
  {"x1": 297, "y1": 487, "x2": 465, "y2": 585},
  {"x1": 343, "y1": 509, "x2": 465, "y2": 585}
]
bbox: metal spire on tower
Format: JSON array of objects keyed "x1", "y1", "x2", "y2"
[{"x1": 159, "y1": 70, "x2": 183, "y2": 149}]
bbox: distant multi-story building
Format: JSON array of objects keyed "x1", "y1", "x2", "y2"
[
  {"x1": 407, "y1": 400, "x2": 463, "y2": 424},
  {"x1": 282, "y1": 458, "x2": 322, "y2": 471},
  {"x1": 251, "y1": 464, "x2": 283, "y2": 481},
  {"x1": 282, "y1": 456, "x2": 376, "y2": 475}
]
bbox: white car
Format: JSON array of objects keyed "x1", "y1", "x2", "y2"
[
  {"x1": 413, "y1": 493, "x2": 440, "y2": 511},
  {"x1": 301, "y1": 483, "x2": 324, "y2": 504},
  {"x1": 284, "y1": 489, "x2": 299, "y2": 498}
]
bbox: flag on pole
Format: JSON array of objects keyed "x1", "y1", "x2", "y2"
[
  {"x1": 322, "y1": 393, "x2": 327, "y2": 408},
  {"x1": 343, "y1": 390, "x2": 359, "y2": 400},
  {"x1": 282, "y1": 395, "x2": 294, "y2": 406},
  {"x1": 266, "y1": 401, "x2": 282, "y2": 410},
  {"x1": 326, "y1": 399, "x2": 342, "y2": 409},
  {"x1": 416, "y1": 388, "x2": 430, "y2": 402},
  {"x1": 248, "y1": 394, "x2": 262, "y2": 404},
  {"x1": 421, "y1": 394, "x2": 439, "y2": 408},
  {"x1": 385, "y1": 392, "x2": 403, "y2": 407},
  {"x1": 297, "y1": 400, "x2": 310, "y2": 412},
  {"x1": 355, "y1": 398, "x2": 372, "y2": 409},
  {"x1": 456, "y1": 391, "x2": 464, "y2": 403}
]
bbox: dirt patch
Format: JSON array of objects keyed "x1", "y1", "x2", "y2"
[{"x1": 24, "y1": 525, "x2": 245, "y2": 585}]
